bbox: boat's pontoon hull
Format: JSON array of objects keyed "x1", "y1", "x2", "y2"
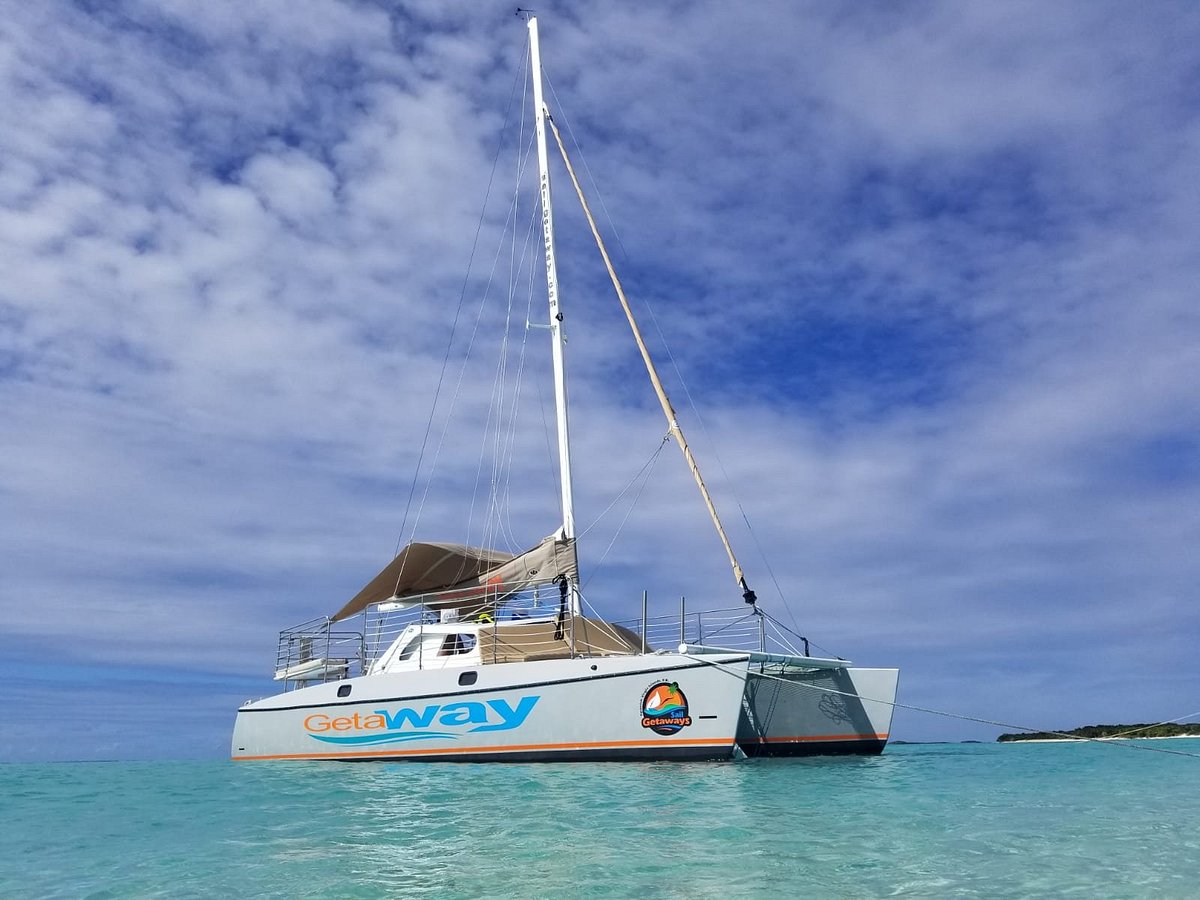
[
  {"x1": 233, "y1": 653, "x2": 751, "y2": 762},
  {"x1": 736, "y1": 666, "x2": 899, "y2": 757}
]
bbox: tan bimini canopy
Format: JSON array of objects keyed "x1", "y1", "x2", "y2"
[{"x1": 331, "y1": 534, "x2": 579, "y2": 622}]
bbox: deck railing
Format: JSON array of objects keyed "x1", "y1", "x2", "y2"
[
  {"x1": 273, "y1": 617, "x2": 367, "y2": 688},
  {"x1": 272, "y1": 592, "x2": 810, "y2": 689}
]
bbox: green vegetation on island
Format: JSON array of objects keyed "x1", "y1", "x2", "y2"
[{"x1": 997, "y1": 723, "x2": 1200, "y2": 742}]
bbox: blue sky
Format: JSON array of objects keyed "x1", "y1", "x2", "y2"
[{"x1": 2, "y1": 0, "x2": 1198, "y2": 760}]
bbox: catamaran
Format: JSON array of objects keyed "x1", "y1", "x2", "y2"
[{"x1": 231, "y1": 15, "x2": 897, "y2": 763}]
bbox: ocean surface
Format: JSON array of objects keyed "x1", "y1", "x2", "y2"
[{"x1": 4, "y1": 740, "x2": 1199, "y2": 898}]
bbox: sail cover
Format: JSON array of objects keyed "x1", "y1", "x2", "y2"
[{"x1": 331, "y1": 534, "x2": 578, "y2": 622}]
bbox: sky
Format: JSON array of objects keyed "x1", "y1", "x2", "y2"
[{"x1": 2, "y1": 0, "x2": 1198, "y2": 761}]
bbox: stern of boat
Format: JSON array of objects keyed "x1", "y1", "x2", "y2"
[{"x1": 736, "y1": 665, "x2": 899, "y2": 757}]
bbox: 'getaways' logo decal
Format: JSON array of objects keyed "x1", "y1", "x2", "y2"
[
  {"x1": 304, "y1": 696, "x2": 539, "y2": 747},
  {"x1": 641, "y1": 682, "x2": 692, "y2": 735}
]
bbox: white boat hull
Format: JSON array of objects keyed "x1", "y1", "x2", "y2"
[
  {"x1": 232, "y1": 653, "x2": 751, "y2": 762},
  {"x1": 737, "y1": 666, "x2": 899, "y2": 757}
]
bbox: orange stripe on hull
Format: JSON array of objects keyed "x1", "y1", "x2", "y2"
[{"x1": 234, "y1": 736, "x2": 736, "y2": 762}]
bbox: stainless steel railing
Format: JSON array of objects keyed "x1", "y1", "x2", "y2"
[
  {"x1": 272, "y1": 591, "x2": 812, "y2": 690},
  {"x1": 273, "y1": 617, "x2": 367, "y2": 688},
  {"x1": 606, "y1": 594, "x2": 814, "y2": 657}
]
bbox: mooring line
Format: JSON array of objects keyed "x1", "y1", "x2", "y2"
[{"x1": 687, "y1": 655, "x2": 1200, "y2": 760}]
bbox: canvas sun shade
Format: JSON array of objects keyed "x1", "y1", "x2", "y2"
[
  {"x1": 331, "y1": 533, "x2": 578, "y2": 622},
  {"x1": 476, "y1": 617, "x2": 644, "y2": 663}
]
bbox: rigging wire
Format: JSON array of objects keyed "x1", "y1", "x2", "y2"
[
  {"x1": 477, "y1": 138, "x2": 536, "y2": 553},
  {"x1": 486, "y1": 81, "x2": 542, "y2": 552},
  {"x1": 496, "y1": 209, "x2": 543, "y2": 549},
  {"x1": 580, "y1": 437, "x2": 671, "y2": 591},
  {"x1": 760, "y1": 610, "x2": 841, "y2": 661},
  {"x1": 545, "y1": 72, "x2": 802, "y2": 631},
  {"x1": 459, "y1": 147, "x2": 531, "y2": 550},
  {"x1": 468, "y1": 75, "x2": 537, "y2": 553},
  {"x1": 544, "y1": 73, "x2": 631, "y2": 262},
  {"x1": 482, "y1": 125, "x2": 562, "y2": 550},
  {"x1": 391, "y1": 33, "x2": 530, "y2": 567},
  {"x1": 534, "y1": 359, "x2": 562, "y2": 519},
  {"x1": 578, "y1": 435, "x2": 670, "y2": 539},
  {"x1": 631, "y1": 260, "x2": 802, "y2": 630},
  {"x1": 489, "y1": 197, "x2": 542, "y2": 549},
  {"x1": 689, "y1": 655, "x2": 1200, "y2": 761}
]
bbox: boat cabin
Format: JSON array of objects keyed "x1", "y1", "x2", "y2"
[{"x1": 367, "y1": 615, "x2": 645, "y2": 675}]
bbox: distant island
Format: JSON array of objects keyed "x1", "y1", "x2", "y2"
[{"x1": 998, "y1": 723, "x2": 1200, "y2": 742}]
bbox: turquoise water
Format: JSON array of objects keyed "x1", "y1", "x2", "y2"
[{"x1": 4, "y1": 741, "x2": 1199, "y2": 898}]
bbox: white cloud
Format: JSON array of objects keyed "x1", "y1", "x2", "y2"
[{"x1": 2, "y1": 0, "x2": 1198, "y2": 759}]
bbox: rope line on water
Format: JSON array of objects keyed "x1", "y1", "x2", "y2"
[{"x1": 687, "y1": 655, "x2": 1200, "y2": 760}]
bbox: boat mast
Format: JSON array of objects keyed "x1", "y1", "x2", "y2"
[{"x1": 527, "y1": 17, "x2": 578, "y2": 551}]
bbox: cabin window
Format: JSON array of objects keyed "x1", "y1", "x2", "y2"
[
  {"x1": 337, "y1": 685, "x2": 352, "y2": 698},
  {"x1": 439, "y1": 633, "x2": 477, "y2": 656},
  {"x1": 396, "y1": 637, "x2": 422, "y2": 662},
  {"x1": 458, "y1": 671, "x2": 478, "y2": 686}
]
